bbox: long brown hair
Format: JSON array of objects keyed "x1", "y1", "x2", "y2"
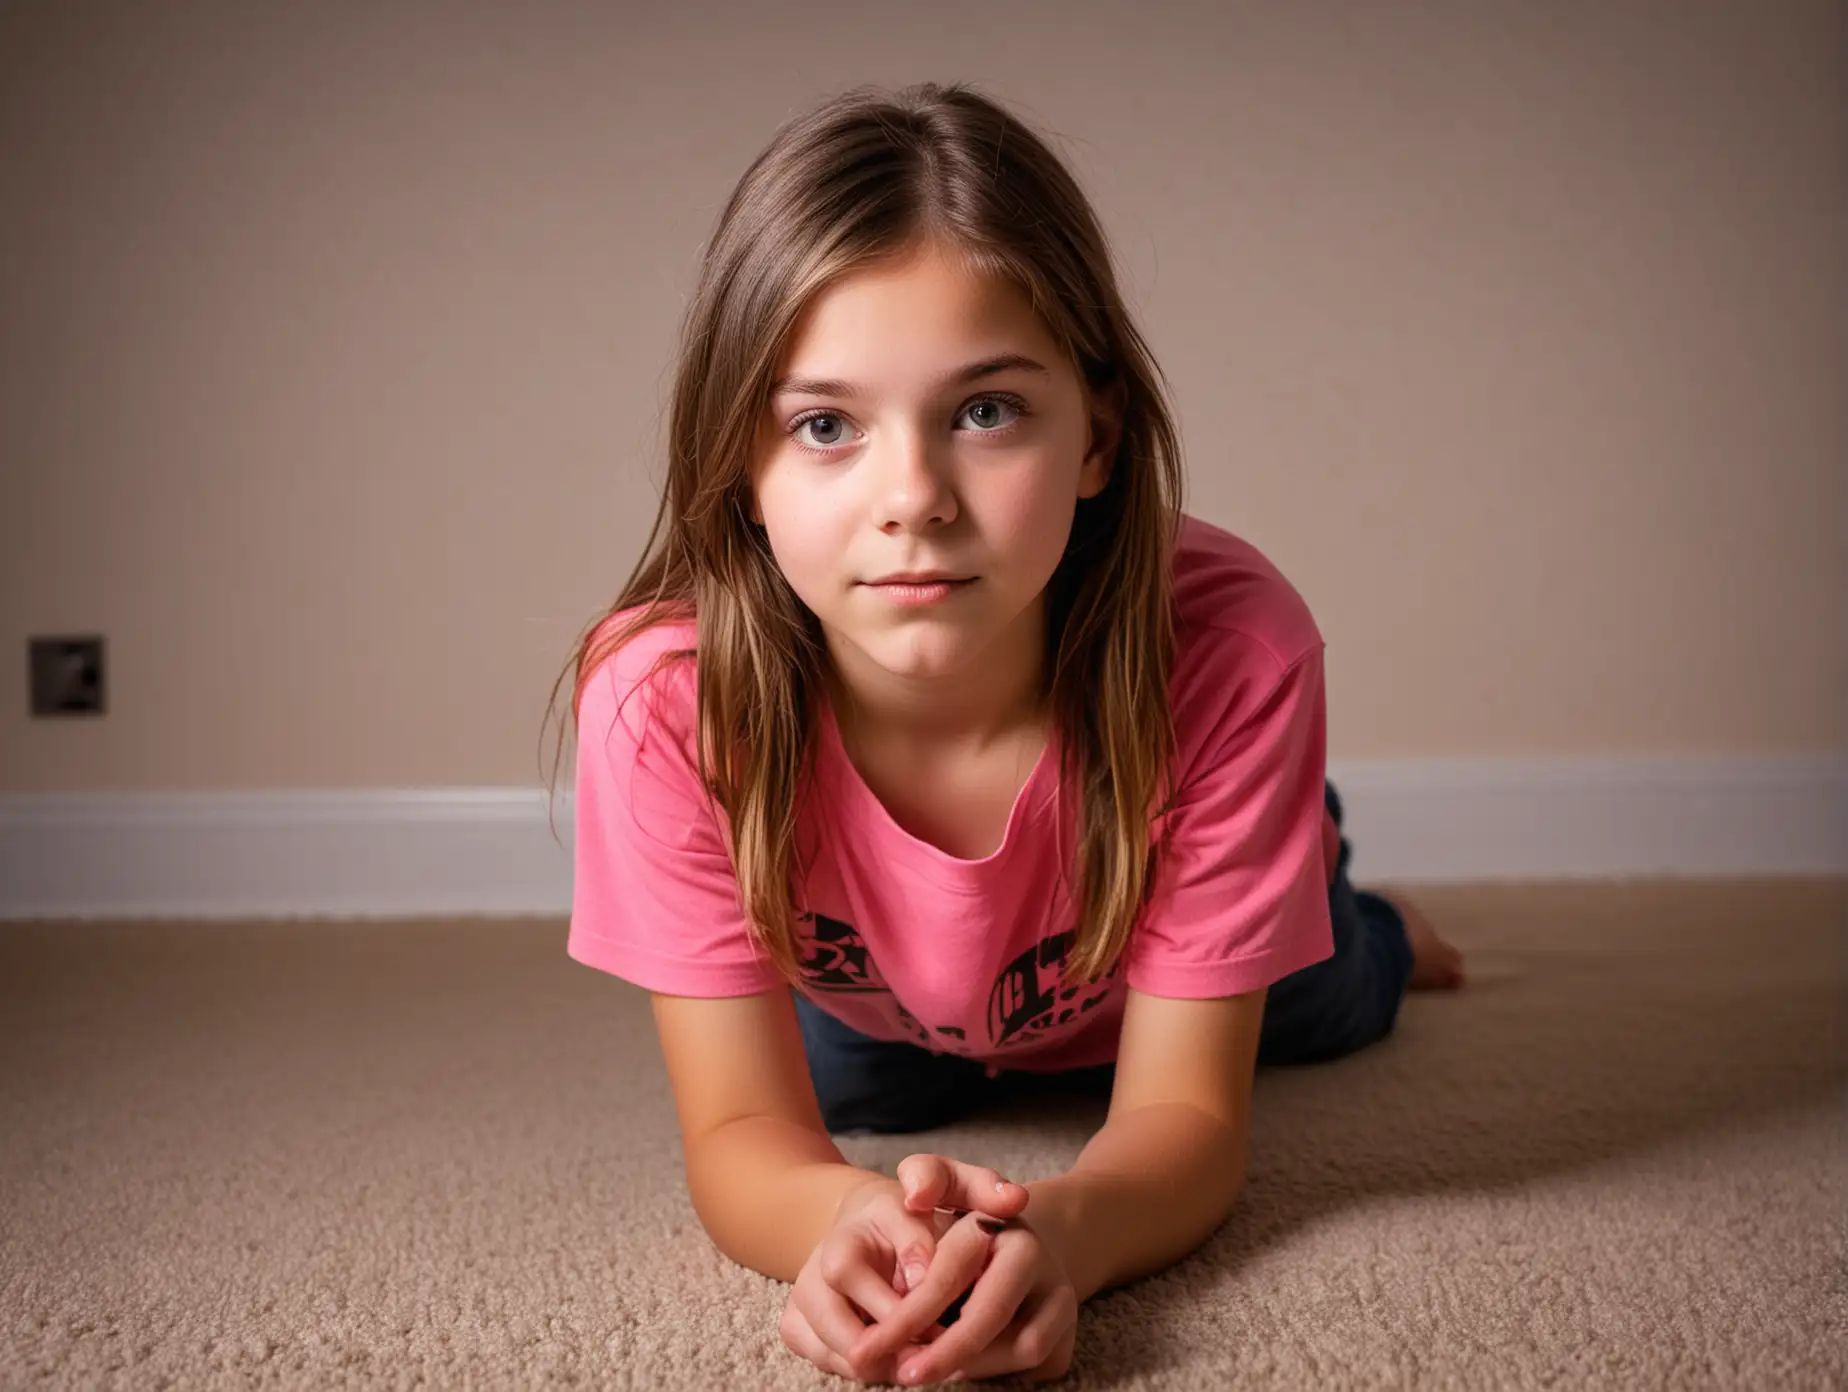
[{"x1": 540, "y1": 81, "x2": 1185, "y2": 986}]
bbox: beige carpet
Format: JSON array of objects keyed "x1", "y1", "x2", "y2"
[{"x1": 2, "y1": 880, "x2": 1843, "y2": 1389}]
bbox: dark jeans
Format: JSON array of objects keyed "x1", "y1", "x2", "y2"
[{"x1": 794, "y1": 780, "x2": 1414, "y2": 1135}]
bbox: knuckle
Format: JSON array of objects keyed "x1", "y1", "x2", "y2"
[
  {"x1": 1016, "y1": 1327, "x2": 1048, "y2": 1365},
  {"x1": 959, "y1": 1219, "x2": 999, "y2": 1258},
  {"x1": 817, "y1": 1245, "x2": 853, "y2": 1285}
]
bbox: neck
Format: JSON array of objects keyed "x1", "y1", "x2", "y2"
[{"x1": 825, "y1": 598, "x2": 1048, "y2": 756}]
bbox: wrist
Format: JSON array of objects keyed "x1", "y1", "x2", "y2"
[
  {"x1": 1021, "y1": 1173, "x2": 1100, "y2": 1301},
  {"x1": 832, "y1": 1171, "x2": 899, "y2": 1224}
]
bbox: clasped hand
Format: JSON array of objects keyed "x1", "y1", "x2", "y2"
[{"x1": 780, "y1": 1153, "x2": 1077, "y2": 1384}]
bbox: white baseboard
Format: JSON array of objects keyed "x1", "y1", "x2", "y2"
[
  {"x1": 0, "y1": 756, "x2": 1842, "y2": 921},
  {"x1": 1323, "y1": 754, "x2": 1845, "y2": 883}
]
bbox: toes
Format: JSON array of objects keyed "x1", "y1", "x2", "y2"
[{"x1": 1409, "y1": 947, "x2": 1467, "y2": 991}]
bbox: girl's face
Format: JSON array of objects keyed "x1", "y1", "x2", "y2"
[{"x1": 750, "y1": 241, "x2": 1120, "y2": 696}]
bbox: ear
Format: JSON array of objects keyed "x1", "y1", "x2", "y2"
[{"x1": 1077, "y1": 376, "x2": 1127, "y2": 500}]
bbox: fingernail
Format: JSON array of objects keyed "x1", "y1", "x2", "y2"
[
  {"x1": 900, "y1": 1364, "x2": 924, "y2": 1384},
  {"x1": 904, "y1": 1263, "x2": 926, "y2": 1290},
  {"x1": 994, "y1": 1180, "x2": 1011, "y2": 1193}
]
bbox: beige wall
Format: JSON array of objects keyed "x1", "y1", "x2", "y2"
[{"x1": 2, "y1": 0, "x2": 1842, "y2": 796}]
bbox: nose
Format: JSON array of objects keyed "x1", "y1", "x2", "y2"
[{"x1": 876, "y1": 426, "x2": 958, "y2": 534}]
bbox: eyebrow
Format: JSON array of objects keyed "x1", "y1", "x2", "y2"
[{"x1": 768, "y1": 353, "x2": 1050, "y2": 400}]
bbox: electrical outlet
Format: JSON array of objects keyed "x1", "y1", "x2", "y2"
[{"x1": 29, "y1": 635, "x2": 106, "y2": 717}]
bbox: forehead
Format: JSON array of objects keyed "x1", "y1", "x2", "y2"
[{"x1": 773, "y1": 244, "x2": 1062, "y2": 383}]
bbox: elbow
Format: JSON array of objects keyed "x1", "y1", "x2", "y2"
[
  {"x1": 1195, "y1": 1157, "x2": 1245, "y2": 1232},
  {"x1": 1219, "y1": 1162, "x2": 1248, "y2": 1223},
  {"x1": 1186, "y1": 1104, "x2": 1249, "y2": 1222}
]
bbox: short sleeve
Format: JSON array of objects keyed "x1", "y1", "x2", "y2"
[
  {"x1": 566, "y1": 646, "x2": 784, "y2": 997},
  {"x1": 1126, "y1": 644, "x2": 1336, "y2": 998}
]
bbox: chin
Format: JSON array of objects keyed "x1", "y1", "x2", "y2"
[
  {"x1": 871, "y1": 650, "x2": 972, "y2": 683},
  {"x1": 860, "y1": 633, "x2": 982, "y2": 682}
]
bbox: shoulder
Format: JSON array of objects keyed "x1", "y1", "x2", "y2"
[
  {"x1": 1171, "y1": 513, "x2": 1323, "y2": 668},
  {"x1": 1168, "y1": 514, "x2": 1326, "y2": 750},
  {"x1": 577, "y1": 606, "x2": 701, "y2": 761}
]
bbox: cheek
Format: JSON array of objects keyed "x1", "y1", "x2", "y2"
[
  {"x1": 753, "y1": 467, "x2": 803, "y2": 546},
  {"x1": 985, "y1": 465, "x2": 1081, "y2": 562},
  {"x1": 757, "y1": 478, "x2": 845, "y2": 594}
]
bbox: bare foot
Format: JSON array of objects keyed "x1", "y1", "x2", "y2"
[{"x1": 1372, "y1": 886, "x2": 1465, "y2": 990}]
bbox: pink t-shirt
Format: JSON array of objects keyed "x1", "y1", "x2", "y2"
[{"x1": 567, "y1": 514, "x2": 1336, "y2": 1074}]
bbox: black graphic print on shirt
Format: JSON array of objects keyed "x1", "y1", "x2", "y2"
[
  {"x1": 795, "y1": 912, "x2": 1120, "y2": 1053},
  {"x1": 988, "y1": 929, "x2": 1121, "y2": 1050},
  {"x1": 795, "y1": 912, "x2": 889, "y2": 993},
  {"x1": 795, "y1": 912, "x2": 933, "y2": 1047}
]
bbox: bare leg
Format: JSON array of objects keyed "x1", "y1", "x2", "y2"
[{"x1": 1371, "y1": 885, "x2": 1465, "y2": 990}]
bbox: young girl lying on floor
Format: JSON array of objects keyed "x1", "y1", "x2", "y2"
[{"x1": 552, "y1": 80, "x2": 1464, "y2": 1386}]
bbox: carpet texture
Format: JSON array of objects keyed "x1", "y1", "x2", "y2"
[{"x1": 2, "y1": 879, "x2": 1843, "y2": 1389}]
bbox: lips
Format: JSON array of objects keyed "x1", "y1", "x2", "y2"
[{"x1": 865, "y1": 572, "x2": 973, "y2": 585}]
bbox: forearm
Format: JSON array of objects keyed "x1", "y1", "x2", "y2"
[
  {"x1": 683, "y1": 1115, "x2": 890, "y2": 1284},
  {"x1": 1024, "y1": 1102, "x2": 1248, "y2": 1302}
]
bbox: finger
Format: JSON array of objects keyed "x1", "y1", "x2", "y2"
[
  {"x1": 895, "y1": 1154, "x2": 952, "y2": 1214},
  {"x1": 886, "y1": 1215, "x2": 952, "y2": 1304},
  {"x1": 829, "y1": 1212, "x2": 939, "y2": 1314},
  {"x1": 786, "y1": 1304, "x2": 941, "y2": 1385},
  {"x1": 851, "y1": 1215, "x2": 998, "y2": 1371},
  {"x1": 852, "y1": 1217, "x2": 993, "y2": 1369},
  {"x1": 840, "y1": 1260, "x2": 912, "y2": 1326},
  {"x1": 891, "y1": 1234, "x2": 1040, "y2": 1385},
  {"x1": 897, "y1": 1153, "x2": 1031, "y2": 1219},
  {"x1": 950, "y1": 1283, "x2": 1079, "y2": 1383},
  {"x1": 891, "y1": 1231, "x2": 938, "y2": 1297},
  {"x1": 819, "y1": 1234, "x2": 943, "y2": 1380},
  {"x1": 897, "y1": 1153, "x2": 1030, "y2": 1217},
  {"x1": 803, "y1": 1271, "x2": 884, "y2": 1370},
  {"x1": 813, "y1": 1230, "x2": 922, "y2": 1329},
  {"x1": 779, "y1": 1302, "x2": 857, "y2": 1380},
  {"x1": 809, "y1": 1278, "x2": 943, "y2": 1384}
]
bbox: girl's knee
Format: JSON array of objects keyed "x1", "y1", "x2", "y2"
[{"x1": 1257, "y1": 987, "x2": 1402, "y2": 1066}]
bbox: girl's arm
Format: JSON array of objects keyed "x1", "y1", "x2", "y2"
[
  {"x1": 685, "y1": 1113, "x2": 891, "y2": 1282},
  {"x1": 1025, "y1": 1100, "x2": 1248, "y2": 1302},
  {"x1": 1022, "y1": 987, "x2": 1266, "y2": 1301},
  {"x1": 655, "y1": 990, "x2": 888, "y2": 1282}
]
